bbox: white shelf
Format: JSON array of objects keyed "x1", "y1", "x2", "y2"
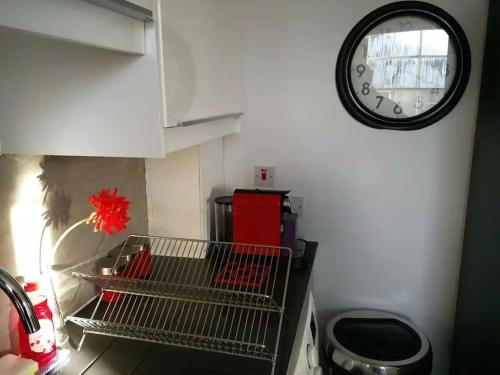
[{"x1": 163, "y1": 114, "x2": 242, "y2": 154}]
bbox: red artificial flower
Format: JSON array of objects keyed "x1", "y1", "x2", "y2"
[{"x1": 87, "y1": 188, "x2": 130, "y2": 235}]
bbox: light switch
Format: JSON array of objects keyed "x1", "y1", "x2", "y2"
[{"x1": 254, "y1": 166, "x2": 274, "y2": 187}]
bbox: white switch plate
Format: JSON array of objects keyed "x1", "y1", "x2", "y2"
[
  {"x1": 254, "y1": 166, "x2": 274, "y2": 187},
  {"x1": 289, "y1": 195, "x2": 304, "y2": 216}
]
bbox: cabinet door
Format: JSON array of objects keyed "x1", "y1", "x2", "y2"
[
  {"x1": 0, "y1": 22, "x2": 164, "y2": 157},
  {"x1": 158, "y1": 0, "x2": 244, "y2": 127}
]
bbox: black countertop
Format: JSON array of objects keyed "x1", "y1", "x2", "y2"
[{"x1": 62, "y1": 242, "x2": 317, "y2": 375}]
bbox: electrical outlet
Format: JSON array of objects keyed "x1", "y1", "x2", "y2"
[
  {"x1": 254, "y1": 166, "x2": 275, "y2": 187},
  {"x1": 289, "y1": 195, "x2": 304, "y2": 216}
]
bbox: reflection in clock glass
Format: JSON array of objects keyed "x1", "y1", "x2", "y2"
[{"x1": 350, "y1": 15, "x2": 457, "y2": 119}]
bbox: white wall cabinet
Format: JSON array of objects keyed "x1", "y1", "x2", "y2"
[
  {"x1": 158, "y1": 0, "x2": 244, "y2": 127},
  {"x1": 0, "y1": 0, "x2": 244, "y2": 157},
  {"x1": 0, "y1": 0, "x2": 146, "y2": 54}
]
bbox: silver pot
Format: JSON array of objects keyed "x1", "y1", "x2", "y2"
[
  {"x1": 95, "y1": 256, "x2": 127, "y2": 276},
  {"x1": 108, "y1": 244, "x2": 148, "y2": 261}
]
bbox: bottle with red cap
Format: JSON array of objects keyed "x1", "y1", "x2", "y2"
[{"x1": 17, "y1": 281, "x2": 56, "y2": 370}]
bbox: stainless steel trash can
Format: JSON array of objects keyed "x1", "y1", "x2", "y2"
[{"x1": 325, "y1": 310, "x2": 432, "y2": 375}]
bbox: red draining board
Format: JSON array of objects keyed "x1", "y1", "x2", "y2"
[{"x1": 215, "y1": 261, "x2": 271, "y2": 288}]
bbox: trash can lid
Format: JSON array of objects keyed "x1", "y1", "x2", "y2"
[
  {"x1": 326, "y1": 310, "x2": 431, "y2": 368},
  {"x1": 333, "y1": 317, "x2": 421, "y2": 361}
]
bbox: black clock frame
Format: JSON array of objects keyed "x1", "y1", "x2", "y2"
[{"x1": 336, "y1": 1, "x2": 471, "y2": 130}]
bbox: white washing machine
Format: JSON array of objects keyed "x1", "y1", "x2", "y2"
[{"x1": 287, "y1": 291, "x2": 323, "y2": 375}]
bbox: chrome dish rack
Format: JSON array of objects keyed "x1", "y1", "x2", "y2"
[{"x1": 68, "y1": 235, "x2": 292, "y2": 375}]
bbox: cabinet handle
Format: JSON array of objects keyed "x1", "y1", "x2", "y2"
[
  {"x1": 82, "y1": 0, "x2": 153, "y2": 22},
  {"x1": 177, "y1": 112, "x2": 243, "y2": 127}
]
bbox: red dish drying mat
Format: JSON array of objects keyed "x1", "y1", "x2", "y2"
[
  {"x1": 232, "y1": 192, "x2": 281, "y2": 256},
  {"x1": 216, "y1": 262, "x2": 271, "y2": 288}
]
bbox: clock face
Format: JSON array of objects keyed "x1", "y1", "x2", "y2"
[
  {"x1": 336, "y1": 2, "x2": 470, "y2": 130},
  {"x1": 350, "y1": 16, "x2": 457, "y2": 119}
]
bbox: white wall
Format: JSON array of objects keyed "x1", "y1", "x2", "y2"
[
  {"x1": 146, "y1": 146, "x2": 202, "y2": 239},
  {"x1": 199, "y1": 138, "x2": 226, "y2": 240},
  {"x1": 145, "y1": 138, "x2": 225, "y2": 241},
  {"x1": 223, "y1": 0, "x2": 488, "y2": 373}
]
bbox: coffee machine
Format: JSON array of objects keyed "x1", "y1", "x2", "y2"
[{"x1": 214, "y1": 189, "x2": 303, "y2": 264}]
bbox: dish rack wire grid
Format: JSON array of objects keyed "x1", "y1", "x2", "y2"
[{"x1": 68, "y1": 235, "x2": 292, "y2": 375}]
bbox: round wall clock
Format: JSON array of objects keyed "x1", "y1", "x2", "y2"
[{"x1": 336, "y1": 1, "x2": 471, "y2": 130}]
